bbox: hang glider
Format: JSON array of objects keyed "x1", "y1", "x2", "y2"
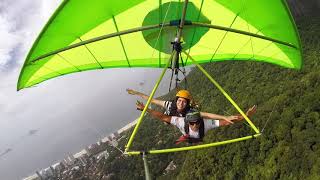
[{"x1": 17, "y1": 0, "x2": 301, "y2": 90}]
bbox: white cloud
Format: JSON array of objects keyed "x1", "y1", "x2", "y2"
[
  {"x1": 0, "y1": 0, "x2": 60, "y2": 69},
  {"x1": 0, "y1": 15, "x2": 20, "y2": 67}
]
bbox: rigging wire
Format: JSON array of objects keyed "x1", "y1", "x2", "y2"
[
  {"x1": 179, "y1": 54, "x2": 188, "y2": 90},
  {"x1": 168, "y1": 63, "x2": 175, "y2": 91},
  {"x1": 261, "y1": 97, "x2": 279, "y2": 133},
  {"x1": 150, "y1": 1, "x2": 173, "y2": 60}
]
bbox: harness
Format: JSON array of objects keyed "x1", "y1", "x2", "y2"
[{"x1": 175, "y1": 118, "x2": 205, "y2": 144}]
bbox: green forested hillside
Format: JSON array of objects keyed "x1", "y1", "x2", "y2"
[{"x1": 103, "y1": 18, "x2": 320, "y2": 179}]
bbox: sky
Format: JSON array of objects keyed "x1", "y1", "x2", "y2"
[{"x1": 0, "y1": 1, "x2": 178, "y2": 179}]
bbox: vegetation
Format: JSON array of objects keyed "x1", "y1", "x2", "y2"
[{"x1": 103, "y1": 17, "x2": 320, "y2": 179}]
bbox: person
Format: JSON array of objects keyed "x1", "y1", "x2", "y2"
[
  {"x1": 127, "y1": 88, "x2": 193, "y2": 117},
  {"x1": 136, "y1": 101, "x2": 256, "y2": 144}
]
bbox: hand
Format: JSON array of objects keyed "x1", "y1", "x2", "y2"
[
  {"x1": 126, "y1": 88, "x2": 138, "y2": 95},
  {"x1": 223, "y1": 116, "x2": 238, "y2": 124},
  {"x1": 136, "y1": 100, "x2": 145, "y2": 111},
  {"x1": 246, "y1": 105, "x2": 257, "y2": 117},
  {"x1": 236, "y1": 105, "x2": 257, "y2": 120}
]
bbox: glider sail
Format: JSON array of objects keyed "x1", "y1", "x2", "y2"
[{"x1": 18, "y1": 0, "x2": 301, "y2": 90}]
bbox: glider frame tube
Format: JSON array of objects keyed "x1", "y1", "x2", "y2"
[
  {"x1": 29, "y1": 22, "x2": 297, "y2": 64},
  {"x1": 125, "y1": 133, "x2": 261, "y2": 155},
  {"x1": 183, "y1": 51, "x2": 260, "y2": 134},
  {"x1": 124, "y1": 51, "x2": 175, "y2": 152},
  {"x1": 142, "y1": 152, "x2": 151, "y2": 180}
]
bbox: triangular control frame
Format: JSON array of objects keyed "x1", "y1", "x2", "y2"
[{"x1": 124, "y1": 50, "x2": 261, "y2": 156}]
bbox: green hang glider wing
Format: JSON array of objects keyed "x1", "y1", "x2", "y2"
[{"x1": 17, "y1": 0, "x2": 302, "y2": 90}]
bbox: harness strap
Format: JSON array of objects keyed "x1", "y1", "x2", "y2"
[{"x1": 175, "y1": 135, "x2": 190, "y2": 144}]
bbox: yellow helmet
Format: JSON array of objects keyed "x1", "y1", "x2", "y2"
[{"x1": 176, "y1": 90, "x2": 191, "y2": 100}]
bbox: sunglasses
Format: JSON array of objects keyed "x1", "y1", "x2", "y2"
[{"x1": 189, "y1": 121, "x2": 200, "y2": 125}]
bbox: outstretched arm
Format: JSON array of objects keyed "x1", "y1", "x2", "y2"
[
  {"x1": 200, "y1": 112, "x2": 237, "y2": 124},
  {"x1": 136, "y1": 101, "x2": 171, "y2": 123},
  {"x1": 127, "y1": 88, "x2": 165, "y2": 107},
  {"x1": 219, "y1": 105, "x2": 257, "y2": 126}
]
